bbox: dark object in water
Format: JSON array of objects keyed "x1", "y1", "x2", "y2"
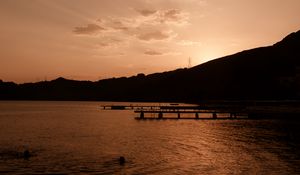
[
  {"x1": 119, "y1": 156, "x2": 125, "y2": 165},
  {"x1": 23, "y1": 150, "x2": 30, "y2": 160}
]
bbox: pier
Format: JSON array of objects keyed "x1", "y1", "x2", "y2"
[
  {"x1": 100, "y1": 104, "x2": 248, "y2": 120},
  {"x1": 100, "y1": 105, "x2": 161, "y2": 110}
]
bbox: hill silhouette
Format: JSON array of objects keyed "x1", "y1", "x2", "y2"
[{"x1": 1, "y1": 30, "x2": 300, "y2": 102}]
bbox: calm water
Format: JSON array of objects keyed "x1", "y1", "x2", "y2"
[{"x1": 0, "y1": 101, "x2": 300, "y2": 174}]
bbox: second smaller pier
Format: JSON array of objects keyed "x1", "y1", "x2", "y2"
[{"x1": 134, "y1": 109, "x2": 246, "y2": 120}]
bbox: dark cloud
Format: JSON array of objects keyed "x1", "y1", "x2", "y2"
[
  {"x1": 136, "y1": 9, "x2": 157, "y2": 16},
  {"x1": 73, "y1": 24, "x2": 105, "y2": 35},
  {"x1": 137, "y1": 30, "x2": 172, "y2": 41},
  {"x1": 144, "y1": 50, "x2": 163, "y2": 55}
]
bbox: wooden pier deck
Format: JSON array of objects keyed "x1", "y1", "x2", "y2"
[
  {"x1": 100, "y1": 105, "x2": 163, "y2": 110},
  {"x1": 100, "y1": 104, "x2": 248, "y2": 120},
  {"x1": 134, "y1": 117, "x2": 248, "y2": 120}
]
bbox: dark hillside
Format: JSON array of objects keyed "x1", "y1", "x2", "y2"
[{"x1": 1, "y1": 30, "x2": 300, "y2": 102}]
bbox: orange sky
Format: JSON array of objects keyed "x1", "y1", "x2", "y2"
[{"x1": 1, "y1": 0, "x2": 300, "y2": 83}]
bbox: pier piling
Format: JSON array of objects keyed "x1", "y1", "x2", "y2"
[
  {"x1": 158, "y1": 112, "x2": 163, "y2": 119},
  {"x1": 213, "y1": 113, "x2": 217, "y2": 119},
  {"x1": 140, "y1": 112, "x2": 144, "y2": 119},
  {"x1": 195, "y1": 113, "x2": 199, "y2": 119}
]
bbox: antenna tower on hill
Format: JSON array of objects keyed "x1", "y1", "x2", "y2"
[{"x1": 188, "y1": 57, "x2": 192, "y2": 68}]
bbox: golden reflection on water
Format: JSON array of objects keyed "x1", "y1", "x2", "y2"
[{"x1": 0, "y1": 101, "x2": 299, "y2": 174}]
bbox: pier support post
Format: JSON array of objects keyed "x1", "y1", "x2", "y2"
[
  {"x1": 158, "y1": 112, "x2": 163, "y2": 119},
  {"x1": 213, "y1": 113, "x2": 217, "y2": 119},
  {"x1": 140, "y1": 112, "x2": 144, "y2": 119},
  {"x1": 177, "y1": 113, "x2": 180, "y2": 119},
  {"x1": 230, "y1": 113, "x2": 237, "y2": 119},
  {"x1": 195, "y1": 113, "x2": 199, "y2": 119}
]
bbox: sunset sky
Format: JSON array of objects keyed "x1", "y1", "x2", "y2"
[{"x1": 1, "y1": 0, "x2": 300, "y2": 83}]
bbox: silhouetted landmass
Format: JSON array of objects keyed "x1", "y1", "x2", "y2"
[{"x1": 1, "y1": 30, "x2": 300, "y2": 103}]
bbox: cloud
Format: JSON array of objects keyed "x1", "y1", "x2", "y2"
[
  {"x1": 135, "y1": 9, "x2": 189, "y2": 26},
  {"x1": 97, "y1": 38, "x2": 125, "y2": 48},
  {"x1": 144, "y1": 49, "x2": 181, "y2": 56},
  {"x1": 144, "y1": 50, "x2": 163, "y2": 55},
  {"x1": 73, "y1": 24, "x2": 105, "y2": 35},
  {"x1": 102, "y1": 18, "x2": 134, "y2": 31},
  {"x1": 156, "y1": 9, "x2": 189, "y2": 25},
  {"x1": 94, "y1": 52, "x2": 125, "y2": 57},
  {"x1": 137, "y1": 30, "x2": 175, "y2": 41},
  {"x1": 72, "y1": 8, "x2": 190, "y2": 60},
  {"x1": 110, "y1": 21, "x2": 129, "y2": 30},
  {"x1": 98, "y1": 42, "x2": 110, "y2": 47},
  {"x1": 73, "y1": 8, "x2": 189, "y2": 37},
  {"x1": 136, "y1": 9, "x2": 157, "y2": 16},
  {"x1": 161, "y1": 9, "x2": 181, "y2": 21}
]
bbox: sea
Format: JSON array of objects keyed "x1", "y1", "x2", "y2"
[{"x1": 0, "y1": 101, "x2": 299, "y2": 175}]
